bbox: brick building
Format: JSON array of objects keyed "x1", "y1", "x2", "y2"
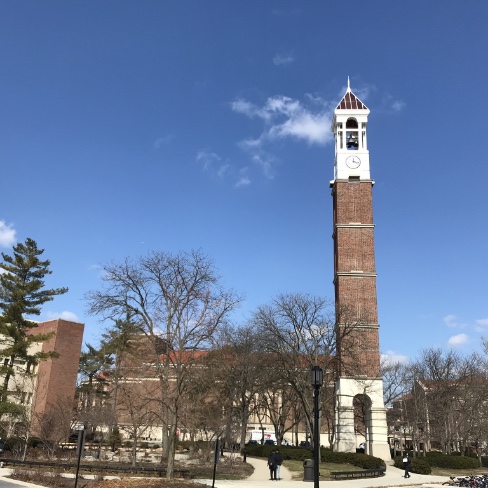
[{"x1": 0, "y1": 318, "x2": 84, "y2": 439}]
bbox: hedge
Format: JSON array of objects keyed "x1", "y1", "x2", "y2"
[
  {"x1": 394, "y1": 452, "x2": 480, "y2": 471},
  {"x1": 243, "y1": 444, "x2": 385, "y2": 469},
  {"x1": 244, "y1": 444, "x2": 312, "y2": 460},
  {"x1": 425, "y1": 452, "x2": 480, "y2": 470},
  {"x1": 393, "y1": 456, "x2": 431, "y2": 474}
]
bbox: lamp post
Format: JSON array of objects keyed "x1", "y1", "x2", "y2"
[{"x1": 311, "y1": 366, "x2": 323, "y2": 488}]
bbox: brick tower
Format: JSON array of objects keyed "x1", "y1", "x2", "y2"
[{"x1": 330, "y1": 80, "x2": 389, "y2": 459}]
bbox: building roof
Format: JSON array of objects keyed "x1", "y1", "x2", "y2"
[{"x1": 336, "y1": 79, "x2": 368, "y2": 111}]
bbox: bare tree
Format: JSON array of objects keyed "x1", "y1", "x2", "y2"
[
  {"x1": 410, "y1": 348, "x2": 462, "y2": 455},
  {"x1": 116, "y1": 380, "x2": 158, "y2": 467},
  {"x1": 86, "y1": 249, "x2": 241, "y2": 478},
  {"x1": 101, "y1": 315, "x2": 142, "y2": 442},
  {"x1": 258, "y1": 382, "x2": 298, "y2": 446},
  {"x1": 251, "y1": 293, "x2": 341, "y2": 449},
  {"x1": 381, "y1": 358, "x2": 410, "y2": 408},
  {"x1": 200, "y1": 325, "x2": 267, "y2": 449}
]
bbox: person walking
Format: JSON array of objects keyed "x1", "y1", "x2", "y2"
[
  {"x1": 274, "y1": 448, "x2": 283, "y2": 480},
  {"x1": 268, "y1": 450, "x2": 277, "y2": 480},
  {"x1": 402, "y1": 453, "x2": 411, "y2": 478}
]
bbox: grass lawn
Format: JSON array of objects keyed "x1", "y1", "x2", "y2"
[
  {"x1": 284, "y1": 459, "x2": 365, "y2": 480},
  {"x1": 431, "y1": 467, "x2": 488, "y2": 477},
  {"x1": 284, "y1": 460, "x2": 488, "y2": 481}
]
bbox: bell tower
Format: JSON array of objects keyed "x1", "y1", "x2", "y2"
[{"x1": 330, "y1": 80, "x2": 389, "y2": 459}]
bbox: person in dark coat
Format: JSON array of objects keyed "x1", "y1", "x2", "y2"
[
  {"x1": 402, "y1": 453, "x2": 411, "y2": 478},
  {"x1": 274, "y1": 449, "x2": 283, "y2": 480},
  {"x1": 268, "y1": 450, "x2": 277, "y2": 480}
]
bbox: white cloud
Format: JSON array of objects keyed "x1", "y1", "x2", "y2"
[
  {"x1": 476, "y1": 318, "x2": 488, "y2": 327},
  {"x1": 235, "y1": 176, "x2": 251, "y2": 188},
  {"x1": 381, "y1": 350, "x2": 409, "y2": 365},
  {"x1": 196, "y1": 149, "x2": 230, "y2": 181},
  {"x1": 273, "y1": 52, "x2": 295, "y2": 66},
  {"x1": 0, "y1": 221, "x2": 16, "y2": 247},
  {"x1": 252, "y1": 154, "x2": 275, "y2": 179},
  {"x1": 232, "y1": 95, "x2": 333, "y2": 148},
  {"x1": 448, "y1": 333, "x2": 469, "y2": 346},
  {"x1": 268, "y1": 109, "x2": 330, "y2": 145},
  {"x1": 44, "y1": 310, "x2": 80, "y2": 322},
  {"x1": 231, "y1": 100, "x2": 272, "y2": 122},
  {"x1": 235, "y1": 168, "x2": 251, "y2": 188},
  {"x1": 231, "y1": 94, "x2": 334, "y2": 180},
  {"x1": 153, "y1": 134, "x2": 174, "y2": 149},
  {"x1": 217, "y1": 164, "x2": 229, "y2": 179},
  {"x1": 444, "y1": 314, "x2": 466, "y2": 328},
  {"x1": 197, "y1": 150, "x2": 222, "y2": 170},
  {"x1": 197, "y1": 149, "x2": 221, "y2": 169},
  {"x1": 391, "y1": 100, "x2": 406, "y2": 112},
  {"x1": 379, "y1": 93, "x2": 406, "y2": 113}
]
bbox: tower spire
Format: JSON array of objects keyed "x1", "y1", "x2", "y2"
[{"x1": 347, "y1": 76, "x2": 351, "y2": 91}]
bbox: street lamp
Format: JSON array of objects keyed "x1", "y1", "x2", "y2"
[{"x1": 311, "y1": 366, "x2": 323, "y2": 488}]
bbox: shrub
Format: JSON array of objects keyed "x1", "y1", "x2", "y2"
[
  {"x1": 244, "y1": 444, "x2": 385, "y2": 469},
  {"x1": 321, "y1": 449, "x2": 385, "y2": 469},
  {"x1": 425, "y1": 452, "x2": 480, "y2": 470},
  {"x1": 178, "y1": 439, "x2": 208, "y2": 452},
  {"x1": 4, "y1": 437, "x2": 23, "y2": 451},
  {"x1": 27, "y1": 437, "x2": 42, "y2": 448},
  {"x1": 244, "y1": 444, "x2": 311, "y2": 460},
  {"x1": 394, "y1": 453, "x2": 474, "y2": 473},
  {"x1": 412, "y1": 458, "x2": 432, "y2": 474}
]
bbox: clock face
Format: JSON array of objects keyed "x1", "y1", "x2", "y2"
[{"x1": 346, "y1": 155, "x2": 361, "y2": 169}]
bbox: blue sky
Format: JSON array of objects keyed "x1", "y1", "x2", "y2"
[{"x1": 1, "y1": 1, "x2": 487, "y2": 363}]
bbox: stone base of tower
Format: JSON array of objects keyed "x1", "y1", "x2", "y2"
[{"x1": 334, "y1": 378, "x2": 390, "y2": 461}]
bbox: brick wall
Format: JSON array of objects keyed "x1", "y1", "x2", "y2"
[
  {"x1": 333, "y1": 180, "x2": 381, "y2": 379},
  {"x1": 27, "y1": 319, "x2": 84, "y2": 437}
]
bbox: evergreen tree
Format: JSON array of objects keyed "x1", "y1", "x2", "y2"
[
  {"x1": 78, "y1": 343, "x2": 113, "y2": 409},
  {"x1": 0, "y1": 238, "x2": 68, "y2": 408}
]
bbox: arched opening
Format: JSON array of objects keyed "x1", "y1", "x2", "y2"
[
  {"x1": 346, "y1": 118, "x2": 359, "y2": 150},
  {"x1": 354, "y1": 394, "x2": 372, "y2": 454}
]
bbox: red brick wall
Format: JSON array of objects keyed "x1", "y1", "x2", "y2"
[
  {"x1": 335, "y1": 228, "x2": 376, "y2": 273},
  {"x1": 333, "y1": 180, "x2": 381, "y2": 378},
  {"x1": 334, "y1": 180, "x2": 373, "y2": 224},
  {"x1": 27, "y1": 319, "x2": 84, "y2": 435}
]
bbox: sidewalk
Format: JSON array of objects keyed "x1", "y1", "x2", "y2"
[
  {"x1": 195, "y1": 457, "x2": 447, "y2": 488},
  {"x1": 0, "y1": 458, "x2": 447, "y2": 488}
]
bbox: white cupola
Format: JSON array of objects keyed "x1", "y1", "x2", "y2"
[{"x1": 330, "y1": 79, "x2": 371, "y2": 184}]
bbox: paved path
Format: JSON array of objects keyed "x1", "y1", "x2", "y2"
[
  {"x1": 195, "y1": 457, "x2": 448, "y2": 488},
  {"x1": 0, "y1": 458, "x2": 448, "y2": 488},
  {"x1": 0, "y1": 470, "x2": 40, "y2": 488}
]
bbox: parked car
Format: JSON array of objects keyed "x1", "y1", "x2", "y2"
[
  {"x1": 299, "y1": 441, "x2": 311, "y2": 448},
  {"x1": 246, "y1": 439, "x2": 258, "y2": 445},
  {"x1": 264, "y1": 439, "x2": 276, "y2": 445}
]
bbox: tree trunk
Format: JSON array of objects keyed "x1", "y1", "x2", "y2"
[
  {"x1": 131, "y1": 437, "x2": 138, "y2": 468},
  {"x1": 166, "y1": 418, "x2": 177, "y2": 480}
]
